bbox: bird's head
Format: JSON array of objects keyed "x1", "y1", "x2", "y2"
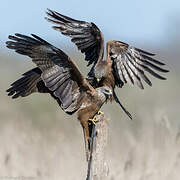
[
  {"x1": 94, "y1": 70, "x2": 104, "y2": 83},
  {"x1": 94, "y1": 61, "x2": 108, "y2": 83},
  {"x1": 98, "y1": 86, "x2": 113, "y2": 102}
]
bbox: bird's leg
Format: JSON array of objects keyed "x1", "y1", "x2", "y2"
[{"x1": 97, "y1": 111, "x2": 104, "y2": 115}]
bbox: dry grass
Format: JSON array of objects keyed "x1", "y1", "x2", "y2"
[{"x1": 0, "y1": 56, "x2": 179, "y2": 180}]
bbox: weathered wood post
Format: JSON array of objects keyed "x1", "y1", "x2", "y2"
[{"x1": 86, "y1": 114, "x2": 109, "y2": 180}]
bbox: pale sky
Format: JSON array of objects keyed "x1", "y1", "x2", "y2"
[{"x1": 0, "y1": 0, "x2": 180, "y2": 51}]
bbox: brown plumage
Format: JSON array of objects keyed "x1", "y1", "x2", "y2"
[
  {"x1": 46, "y1": 9, "x2": 169, "y2": 119},
  {"x1": 6, "y1": 10, "x2": 169, "y2": 160},
  {"x1": 6, "y1": 33, "x2": 113, "y2": 159}
]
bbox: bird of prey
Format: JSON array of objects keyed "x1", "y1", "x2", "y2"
[
  {"x1": 6, "y1": 34, "x2": 112, "y2": 158},
  {"x1": 46, "y1": 9, "x2": 169, "y2": 105},
  {"x1": 6, "y1": 9, "x2": 169, "y2": 159}
]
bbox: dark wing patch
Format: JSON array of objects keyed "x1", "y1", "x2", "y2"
[
  {"x1": 41, "y1": 65, "x2": 73, "y2": 109},
  {"x1": 107, "y1": 41, "x2": 169, "y2": 89},
  {"x1": 46, "y1": 9, "x2": 104, "y2": 66},
  {"x1": 6, "y1": 33, "x2": 92, "y2": 113},
  {"x1": 6, "y1": 68, "x2": 46, "y2": 98}
]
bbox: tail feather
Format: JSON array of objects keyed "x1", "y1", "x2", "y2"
[
  {"x1": 80, "y1": 120, "x2": 94, "y2": 161},
  {"x1": 82, "y1": 126, "x2": 91, "y2": 161}
]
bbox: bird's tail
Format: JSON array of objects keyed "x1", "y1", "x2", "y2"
[
  {"x1": 113, "y1": 90, "x2": 132, "y2": 120},
  {"x1": 81, "y1": 120, "x2": 94, "y2": 161},
  {"x1": 6, "y1": 68, "x2": 42, "y2": 99},
  {"x1": 82, "y1": 126, "x2": 91, "y2": 161}
]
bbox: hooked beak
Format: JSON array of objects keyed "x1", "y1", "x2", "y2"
[{"x1": 105, "y1": 92, "x2": 113, "y2": 101}]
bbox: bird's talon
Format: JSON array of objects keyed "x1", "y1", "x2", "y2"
[
  {"x1": 88, "y1": 116, "x2": 99, "y2": 125},
  {"x1": 98, "y1": 111, "x2": 104, "y2": 115}
]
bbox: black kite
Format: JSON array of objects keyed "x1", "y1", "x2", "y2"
[
  {"x1": 6, "y1": 9, "x2": 169, "y2": 159},
  {"x1": 6, "y1": 34, "x2": 112, "y2": 158},
  {"x1": 46, "y1": 9, "x2": 169, "y2": 103}
]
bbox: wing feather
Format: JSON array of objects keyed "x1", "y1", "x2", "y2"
[
  {"x1": 6, "y1": 68, "x2": 50, "y2": 98},
  {"x1": 125, "y1": 60, "x2": 144, "y2": 89},
  {"x1": 125, "y1": 52, "x2": 152, "y2": 87},
  {"x1": 46, "y1": 9, "x2": 104, "y2": 67},
  {"x1": 6, "y1": 33, "x2": 94, "y2": 113},
  {"x1": 107, "y1": 41, "x2": 169, "y2": 89}
]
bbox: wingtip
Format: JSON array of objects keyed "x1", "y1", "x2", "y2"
[
  {"x1": 162, "y1": 77, "x2": 167, "y2": 80},
  {"x1": 31, "y1": 33, "x2": 35, "y2": 37},
  {"x1": 52, "y1": 26, "x2": 61, "y2": 31},
  {"x1": 46, "y1": 18, "x2": 53, "y2": 24},
  {"x1": 46, "y1": 8, "x2": 59, "y2": 17},
  {"x1": 12, "y1": 95, "x2": 19, "y2": 99},
  {"x1": 158, "y1": 61, "x2": 166, "y2": 66},
  {"x1": 6, "y1": 41, "x2": 10, "y2": 45},
  {"x1": 8, "y1": 34, "x2": 16, "y2": 40},
  {"x1": 138, "y1": 83, "x2": 145, "y2": 90},
  {"x1": 14, "y1": 33, "x2": 22, "y2": 37},
  {"x1": 46, "y1": 8, "x2": 54, "y2": 17},
  {"x1": 148, "y1": 81, "x2": 152, "y2": 87},
  {"x1": 45, "y1": 17, "x2": 53, "y2": 24},
  {"x1": 44, "y1": 17, "x2": 48, "y2": 21},
  {"x1": 6, "y1": 88, "x2": 11, "y2": 93},
  {"x1": 46, "y1": 8, "x2": 52, "y2": 14},
  {"x1": 136, "y1": 48, "x2": 156, "y2": 56},
  {"x1": 8, "y1": 35, "x2": 12, "y2": 39},
  {"x1": 7, "y1": 90, "x2": 14, "y2": 96}
]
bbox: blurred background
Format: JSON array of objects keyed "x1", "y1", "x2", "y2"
[{"x1": 0, "y1": 0, "x2": 180, "y2": 179}]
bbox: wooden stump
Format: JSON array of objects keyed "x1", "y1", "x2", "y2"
[{"x1": 86, "y1": 114, "x2": 109, "y2": 180}]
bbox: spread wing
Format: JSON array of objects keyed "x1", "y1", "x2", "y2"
[
  {"x1": 46, "y1": 9, "x2": 104, "y2": 67},
  {"x1": 6, "y1": 33, "x2": 94, "y2": 113},
  {"x1": 6, "y1": 68, "x2": 48, "y2": 98},
  {"x1": 107, "y1": 41, "x2": 169, "y2": 89}
]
